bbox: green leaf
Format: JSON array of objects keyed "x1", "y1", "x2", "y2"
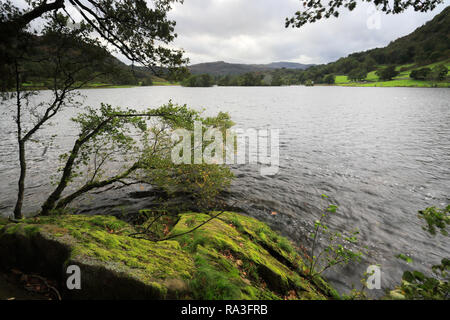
[
  {"x1": 396, "y1": 253, "x2": 413, "y2": 263},
  {"x1": 402, "y1": 271, "x2": 415, "y2": 282},
  {"x1": 412, "y1": 271, "x2": 425, "y2": 281},
  {"x1": 327, "y1": 205, "x2": 338, "y2": 213}
]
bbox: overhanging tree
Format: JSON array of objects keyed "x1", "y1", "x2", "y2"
[
  {"x1": 5, "y1": 14, "x2": 114, "y2": 219},
  {"x1": 0, "y1": 0, "x2": 187, "y2": 73},
  {"x1": 286, "y1": 0, "x2": 443, "y2": 28},
  {"x1": 40, "y1": 102, "x2": 234, "y2": 216},
  {"x1": 1, "y1": 0, "x2": 188, "y2": 219}
]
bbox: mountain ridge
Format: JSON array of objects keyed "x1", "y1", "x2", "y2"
[{"x1": 188, "y1": 60, "x2": 314, "y2": 76}]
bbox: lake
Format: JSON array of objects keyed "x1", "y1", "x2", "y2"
[{"x1": 1, "y1": 85, "x2": 449, "y2": 296}]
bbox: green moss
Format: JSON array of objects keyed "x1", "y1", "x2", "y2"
[
  {"x1": 23, "y1": 224, "x2": 40, "y2": 236},
  {"x1": 0, "y1": 212, "x2": 337, "y2": 300},
  {"x1": 190, "y1": 251, "x2": 242, "y2": 299},
  {"x1": 4, "y1": 224, "x2": 21, "y2": 235},
  {"x1": 170, "y1": 212, "x2": 332, "y2": 300},
  {"x1": 0, "y1": 217, "x2": 8, "y2": 227}
]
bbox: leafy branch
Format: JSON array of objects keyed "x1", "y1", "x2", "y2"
[{"x1": 306, "y1": 194, "x2": 364, "y2": 277}]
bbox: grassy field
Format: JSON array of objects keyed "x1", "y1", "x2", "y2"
[
  {"x1": 340, "y1": 79, "x2": 450, "y2": 88},
  {"x1": 152, "y1": 81, "x2": 180, "y2": 86},
  {"x1": 19, "y1": 79, "x2": 179, "y2": 90},
  {"x1": 335, "y1": 60, "x2": 450, "y2": 88}
]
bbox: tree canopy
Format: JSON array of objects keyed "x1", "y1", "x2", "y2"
[
  {"x1": 286, "y1": 0, "x2": 443, "y2": 28},
  {"x1": 0, "y1": 0, "x2": 187, "y2": 74}
]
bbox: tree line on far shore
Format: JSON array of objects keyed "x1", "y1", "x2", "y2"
[{"x1": 181, "y1": 62, "x2": 448, "y2": 87}]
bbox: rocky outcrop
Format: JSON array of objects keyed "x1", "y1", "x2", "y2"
[{"x1": 0, "y1": 213, "x2": 338, "y2": 300}]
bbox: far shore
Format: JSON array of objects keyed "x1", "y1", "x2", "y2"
[{"x1": 14, "y1": 81, "x2": 450, "y2": 91}]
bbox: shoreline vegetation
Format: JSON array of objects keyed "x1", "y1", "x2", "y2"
[
  {"x1": 179, "y1": 60, "x2": 449, "y2": 88},
  {"x1": 16, "y1": 82, "x2": 450, "y2": 90},
  {"x1": 16, "y1": 56, "x2": 450, "y2": 91},
  {"x1": 18, "y1": 80, "x2": 181, "y2": 91}
]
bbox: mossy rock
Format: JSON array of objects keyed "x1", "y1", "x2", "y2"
[
  {"x1": 0, "y1": 217, "x2": 8, "y2": 231},
  {"x1": 0, "y1": 215, "x2": 193, "y2": 299},
  {"x1": 0, "y1": 213, "x2": 337, "y2": 300},
  {"x1": 170, "y1": 212, "x2": 337, "y2": 299}
]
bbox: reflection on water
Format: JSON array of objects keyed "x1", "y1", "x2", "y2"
[{"x1": 1, "y1": 86, "x2": 449, "y2": 296}]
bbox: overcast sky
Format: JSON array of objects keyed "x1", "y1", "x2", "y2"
[
  {"x1": 11, "y1": 0, "x2": 449, "y2": 65},
  {"x1": 168, "y1": 0, "x2": 448, "y2": 65}
]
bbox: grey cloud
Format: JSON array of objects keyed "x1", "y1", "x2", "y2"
[
  {"x1": 9, "y1": 0, "x2": 448, "y2": 65},
  {"x1": 169, "y1": 0, "x2": 448, "y2": 64}
]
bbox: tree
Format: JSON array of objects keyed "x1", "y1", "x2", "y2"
[
  {"x1": 410, "y1": 68, "x2": 431, "y2": 80},
  {"x1": 363, "y1": 56, "x2": 377, "y2": 71},
  {"x1": 0, "y1": 0, "x2": 187, "y2": 74},
  {"x1": 1, "y1": 1, "x2": 187, "y2": 219},
  {"x1": 181, "y1": 74, "x2": 214, "y2": 87},
  {"x1": 348, "y1": 68, "x2": 367, "y2": 82},
  {"x1": 142, "y1": 77, "x2": 153, "y2": 86},
  {"x1": 239, "y1": 73, "x2": 263, "y2": 86},
  {"x1": 323, "y1": 74, "x2": 335, "y2": 84},
  {"x1": 40, "y1": 102, "x2": 234, "y2": 215},
  {"x1": 285, "y1": 0, "x2": 443, "y2": 28},
  {"x1": 4, "y1": 14, "x2": 118, "y2": 219},
  {"x1": 217, "y1": 75, "x2": 232, "y2": 86},
  {"x1": 271, "y1": 74, "x2": 283, "y2": 86},
  {"x1": 199, "y1": 74, "x2": 214, "y2": 87},
  {"x1": 429, "y1": 64, "x2": 448, "y2": 81},
  {"x1": 376, "y1": 65, "x2": 399, "y2": 80}
]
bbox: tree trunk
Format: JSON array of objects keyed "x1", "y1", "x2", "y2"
[
  {"x1": 40, "y1": 117, "x2": 111, "y2": 215},
  {"x1": 40, "y1": 140, "x2": 82, "y2": 216},
  {"x1": 55, "y1": 163, "x2": 139, "y2": 210},
  {"x1": 13, "y1": 140, "x2": 26, "y2": 219},
  {"x1": 13, "y1": 59, "x2": 24, "y2": 220}
]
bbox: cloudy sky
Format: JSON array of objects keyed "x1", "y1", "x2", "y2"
[
  {"x1": 10, "y1": 0, "x2": 449, "y2": 65},
  {"x1": 167, "y1": 0, "x2": 448, "y2": 65}
]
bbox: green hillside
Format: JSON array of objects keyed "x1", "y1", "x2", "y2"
[
  {"x1": 210, "y1": 6, "x2": 450, "y2": 87},
  {"x1": 333, "y1": 60, "x2": 450, "y2": 87},
  {"x1": 282, "y1": 6, "x2": 450, "y2": 87},
  {"x1": 12, "y1": 6, "x2": 450, "y2": 89},
  {"x1": 4, "y1": 34, "x2": 173, "y2": 90}
]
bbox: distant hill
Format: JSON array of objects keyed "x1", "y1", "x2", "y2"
[
  {"x1": 5, "y1": 34, "x2": 164, "y2": 89},
  {"x1": 188, "y1": 61, "x2": 313, "y2": 76},
  {"x1": 265, "y1": 62, "x2": 313, "y2": 69},
  {"x1": 320, "y1": 5, "x2": 450, "y2": 75},
  {"x1": 13, "y1": 5, "x2": 448, "y2": 88},
  {"x1": 271, "y1": 6, "x2": 450, "y2": 85},
  {"x1": 189, "y1": 6, "x2": 449, "y2": 78}
]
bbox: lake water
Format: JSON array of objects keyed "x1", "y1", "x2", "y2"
[{"x1": 1, "y1": 85, "x2": 449, "y2": 296}]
